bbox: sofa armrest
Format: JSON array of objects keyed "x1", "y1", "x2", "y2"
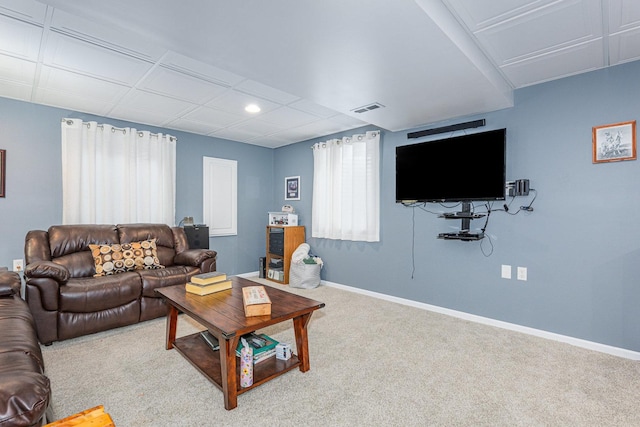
[
  {"x1": 0, "y1": 372, "x2": 50, "y2": 427},
  {"x1": 24, "y1": 261, "x2": 70, "y2": 284},
  {"x1": 174, "y1": 249, "x2": 217, "y2": 267},
  {"x1": 0, "y1": 270, "x2": 21, "y2": 297}
]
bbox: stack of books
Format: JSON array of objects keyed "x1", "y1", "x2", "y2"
[
  {"x1": 235, "y1": 332, "x2": 279, "y2": 364},
  {"x1": 185, "y1": 272, "x2": 231, "y2": 295}
]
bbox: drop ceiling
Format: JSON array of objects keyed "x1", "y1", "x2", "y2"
[{"x1": 0, "y1": 0, "x2": 638, "y2": 148}]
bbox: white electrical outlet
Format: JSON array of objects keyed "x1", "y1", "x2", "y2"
[
  {"x1": 13, "y1": 259, "x2": 24, "y2": 272},
  {"x1": 501, "y1": 264, "x2": 511, "y2": 279},
  {"x1": 517, "y1": 266, "x2": 527, "y2": 281}
]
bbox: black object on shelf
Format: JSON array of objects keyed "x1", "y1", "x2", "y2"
[{"x1": 184, "y1": 225, "x2": 209, "y2": 249}]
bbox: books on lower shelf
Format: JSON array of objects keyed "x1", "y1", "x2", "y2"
[
  {"x1": 185, "y1": 279, "x2": 232, "y2": 295},
  {"x1": 200, "y1": 330, "x2": 219, "y2": 351},
  {"x1": 235, "y1": 332, "x2": 279, "y2": 364},
  {"x1": 190, "y1": 271, "x2": 227, "y2": 285},
  {"x1": 242, "y1": 285, "x2": 272, "y2": 317}
]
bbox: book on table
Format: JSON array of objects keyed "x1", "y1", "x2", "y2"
[
  {"x1": 235, "y1": 332, "x2": 279, "y2": 363},
  {"x1": 190, "y1": 271, "x2": 227, "y2": 285},
  {"x1": 241, "y1": 285, "x2": 272, "y2": 317},
  {"x1": 185, "y1": 279, "x2": 232, "y2": 295}
]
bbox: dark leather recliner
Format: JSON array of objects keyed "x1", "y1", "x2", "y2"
[
  {"x1": 0, "y1": 270, "x2": 50, "y2": 426},
  {"x1": 24, "y1": 223, "x2": 217, "y2": 345}
]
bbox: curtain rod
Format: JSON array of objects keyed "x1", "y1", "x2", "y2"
[{"x1": 62, "y1": 118, "x2": 176, "y2": 141}]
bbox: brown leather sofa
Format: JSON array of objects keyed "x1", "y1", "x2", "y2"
[
  {"x1": 0, "y1": 270, "x2": 51, "y2": 426},
  {"x1": 24, "y1": 223, "x2": 217, "y2": 345}
]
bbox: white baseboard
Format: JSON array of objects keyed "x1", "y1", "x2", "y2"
[{"x1": 238, "y1": 271, "x2": 640, "y2": 360}]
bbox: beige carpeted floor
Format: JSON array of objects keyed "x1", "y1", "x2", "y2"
[{"x1": 41, "y1": 277, "x2": 640, "y2": 426}]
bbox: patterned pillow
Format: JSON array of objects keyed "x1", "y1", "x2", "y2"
[{"x1": 89, "y1": 239, "x2": 164, "y2": 277}]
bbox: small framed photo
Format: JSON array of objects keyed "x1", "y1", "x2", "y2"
[
  {"x1": 0, "y1": 149, "x2": 5, "y2": 198},
  {"x1": 285, "y1": 176, "x2": 300, "y2": 200},
  {"x1": 593, "y1": 120, "x2": 636, "y2": 163}
]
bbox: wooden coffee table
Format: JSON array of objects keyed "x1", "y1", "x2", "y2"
[{"x1": 155, "y1": 276, "x2": 325, "y2": 410}]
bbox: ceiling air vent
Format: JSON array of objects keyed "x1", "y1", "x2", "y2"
[{"x1": 352, "y1": 102, "x2": 385, "y2": 114}]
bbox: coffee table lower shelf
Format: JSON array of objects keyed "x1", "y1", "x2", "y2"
[{"x1": 173, "y1": 332, "x2": 300, "y2": 394}]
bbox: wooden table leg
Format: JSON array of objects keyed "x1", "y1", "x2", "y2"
[
  {"x1": 293, "y1": 312, "x2": 313, "y2": 372},
  {"x1": 165, "y1": 304, "x2": 178, "y2": 350},
  {"x1": 220, "y1": 337, "x2": 239, "y2": 410}
]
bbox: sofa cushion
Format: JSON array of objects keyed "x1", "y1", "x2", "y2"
[
  {"x1": 60, "y1": 274, "x2": 142, "y2": 313},
  {"x1": 89, "y1": 239, "x2": 164, "y2": 277}
]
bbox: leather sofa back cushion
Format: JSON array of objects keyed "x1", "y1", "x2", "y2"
[
  {"x1": 117, "y1": 223, "x2": 177, "y2": 266},
  {"x1": 48, "y1": 225, "x2": 119, "y2": 258}
]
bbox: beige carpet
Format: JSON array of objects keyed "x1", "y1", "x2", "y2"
[{"x1": 41, "y1": 277, "x2": 640, "y2": 426}]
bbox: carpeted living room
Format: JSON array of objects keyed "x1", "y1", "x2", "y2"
[{"x1": 2, "y1": 1, "x2": 640, "y2": 426}]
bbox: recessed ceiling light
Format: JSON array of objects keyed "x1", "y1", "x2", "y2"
[{"x1": 245, "y1": 104, "x2": 261, "y2": 113}]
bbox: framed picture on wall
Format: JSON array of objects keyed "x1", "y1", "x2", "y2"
[
  {"x1": 593, "y1": 120, "x2": 636, "y2": 163},
  {"x1": 0, "y1": 149, "x2": 5, "y2": 198},
  {"x1": 285, "y1": 176, "x2": 300, "y2": 200}
]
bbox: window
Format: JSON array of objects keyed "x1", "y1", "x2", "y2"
[
  {"x1": 61, "y1": 119, "x2": 176, "y2": 224},
  {"x1": 311, "y1": 130, "x2": 380, "y2": 242}
]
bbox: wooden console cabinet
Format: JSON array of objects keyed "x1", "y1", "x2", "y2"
[{"x1": 265, "y1": 225, "x2": 305, "y2": 284}]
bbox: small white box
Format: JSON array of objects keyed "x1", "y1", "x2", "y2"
[
  {"x1": 268, "y1": 212, "x2": 298, "y2": 226},
  {"x1": 276, "y1": 343, "x2": 292, "y2": 360}
]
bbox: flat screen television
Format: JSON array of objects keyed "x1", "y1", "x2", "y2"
[{"x1": 395, "y1": 128, "x2": 506, "y2": 203}]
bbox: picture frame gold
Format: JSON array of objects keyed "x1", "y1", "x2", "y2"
[
  {"x1": 592, "y1": 120, "x2": 636, "y2": 163},
  {"x1": 0, "y1": 149, "x2": 5, "y2": 198}
]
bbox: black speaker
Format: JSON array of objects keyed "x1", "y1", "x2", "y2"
[
  {"x1": 259, "y1": 257, "x2": 266, "y2": 278},
  {"x1": 184, "y1": 225, "x2": 209, "y2": 249}
]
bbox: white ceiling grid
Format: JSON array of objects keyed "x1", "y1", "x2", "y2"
[{"x1": 0, "y1": 0, "x2": 638, "y2": 147}]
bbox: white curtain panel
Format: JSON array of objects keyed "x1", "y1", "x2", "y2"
[
  {"x1": 312, "y1": 130, "x2": 380, "y2": 242},
  {"x1": 61, "y1": 118, "x2": 176, "y2": 225}
]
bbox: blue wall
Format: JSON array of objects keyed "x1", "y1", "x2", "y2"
[
  {"x1": 1, "y1": 59, "x2": 639, "y2": 352},
  {"x1": 275, "y1": 60, "x2": 640, "y2": 352},
  {"x1": 0, "y1": 99, "x2": 273, "y2": 276}
]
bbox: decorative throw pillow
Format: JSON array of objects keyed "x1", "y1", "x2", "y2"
[{"x1": 90, "y1": 239, "x2": 164, "y2": 277}]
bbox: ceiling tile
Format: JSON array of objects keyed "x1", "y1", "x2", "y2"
[
  {"x1": 37, "y1": 65, "x2": 129, "y2": 103},
  {"x1": 138, "y1": 66, "x2": 228, "y2": 104},
  {"x1": 474, "y1": 0, "x2": 602, "y2": 65},
  {"x1": 0, "y1": 54, "x2": 36, "y2": 84},
  {"x1": 609, "y1": 29, "x2": 640, "y2": 64},
  {"x1": 258, "y1": 106, "x2": 319, "y2": 128},
  {"x1": 501, "y1": 39, "x2": 604, "y2": 87},
  {"x1": 50, "y1": 8, "x2": 165, "y2": 61},
  {"x1": 35, "y1": 88, "x2": 113, "y2": 116},
  {"x1": 289, "y1": 99, "x2": 338, "y2": 118},
  {"x1": 608, "y1": 0, "x2": 640, "y2": 32},
  {"x1": 164, "y1": 118, "x2": 222, "y2": 135},
  {"x1": 110, "y1": 89, "x2": 194, "y2": 118},
  {"x1": 0, "y1": 13, "x2": 42, "y2": 60},
  {"x1": 43, "y1": 32, "x2": 154, "y2": 85},
  {"x1": 235, "y1": 79, "x2": 300, "y2": 105},
  {"x1": 0, "y1": 80, "x2": 32, "y2": 101},
  {"x1": 183, "y1": 106, "x2": 246, "y2": 128},
  {"x1": 160, "y1": 51, "x2": 245, "y2": 87}
]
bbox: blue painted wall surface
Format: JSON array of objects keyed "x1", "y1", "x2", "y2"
[
  {"x1": 275, "y1": 60, "x2": 640, "y2": 352},
  {"x1": 0, "y1": 98, "x2": 272, "y2": 276},
  {"x1": 1, "y1": 59, "x2": 640, "y2": 351}
]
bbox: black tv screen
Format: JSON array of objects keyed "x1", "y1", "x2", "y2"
[{"x1": 395, "y1": 128, "x2": 506, "y2": 203}]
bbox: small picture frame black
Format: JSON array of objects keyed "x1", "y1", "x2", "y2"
[
  {"x1": 284, "y1": 176, "x2": 300, "y2": 200},
  {"x1": 0, "y1": 149, "x2": 5, "y2": 198}
]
